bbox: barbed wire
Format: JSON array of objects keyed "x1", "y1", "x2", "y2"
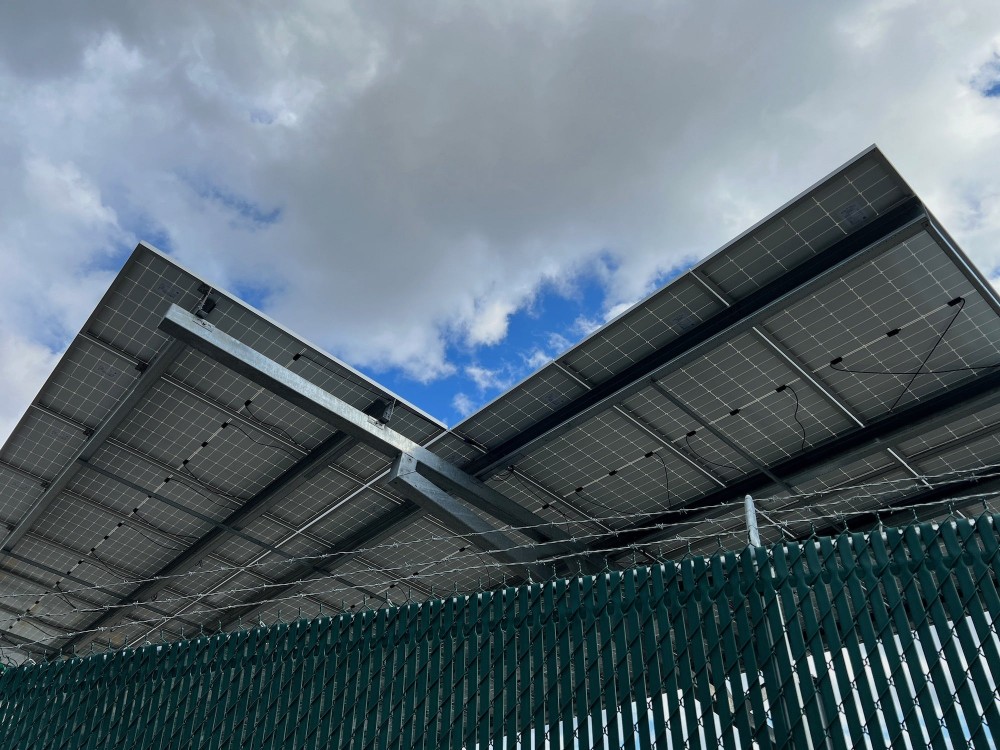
[
  {"x1": 1, "y1": 460, "x2": 996, "y2": 610},
  {"x1": 0, "y1": 466, "x2": 1000, "y2": 624},
  {"x1": 0, "y1": 496, "x2": 995, "y2": 656}
]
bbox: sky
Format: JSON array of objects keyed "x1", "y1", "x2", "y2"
[{"x1": 1, "y1": 1, "x2": 1000, "y2": 440}]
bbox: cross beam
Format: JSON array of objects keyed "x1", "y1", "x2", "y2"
[
  {"x1": 159, "y1": 305, "x2": 598, "y2": 565},
  {"x1": 388, "y1": 453, "x2": 556, "y2": 581}
]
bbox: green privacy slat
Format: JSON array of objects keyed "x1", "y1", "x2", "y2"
[
  {"x1": 373, "y1": 606, "x2": 406, "y2": 750},
  {"x1": 475, "y1": 592, "x2": 494, "y2": 750},
  {"x1": 375, "y1": 604, "x2": 410, "y2": 749},
  {"x1": 252, "y1": 624, "x2": 286, "y2": 750},
  {"x1": 706, "y1": 553, "x2": 746, "y2": 749},
  {"x1": 828, "y1": 533, "x2": 890, "y2": 749},
  {"x1": 419, "y1": 598, "x2": 446, "y2": 749},
  {"x1": 270, "y1": 623, "x2": 302, "y2": 748},
  {"x1": 787, "y1": 540, "x2": 847, "y2": 749},
  {"x1": 621, "y1": 568, "x2": 652, "y2": 750},
  {"x1": 892, "y1": 526, "x2": 968, "y2": 746},
  {"x1": 6, "y1": 518, "x2": 1000, "y2": 750},
  {"x1": 461, "y1": 594, "x2": 481, "y2": 750},
  {"x1": 566, "y1": 576, "x2": 590, "y2": 750},
  {"x1": 448, "y1": 597, "x2": 471, "y2": 750},
  {"x1": 594, "y1": 571, "x2": 623, "y2": 750},
  {"x1": 202, "y1": 631, "x2": 239, "y2": 748},
  {"x1": 500, "y1": 586, "x2": 519, "y2": 749},
  {"x1": 651, "y1": 561, "x2": 687, "y2": 750},
  {"x1": 318, "y1": 617, "x2": 347, "y2": 748},
  {"x1": 681, "y1": 557, "x2": 717, "y2": 749},
  {"x1": 832, "y1": 536, "x2": 903, "y2": 747},
  {"x1": 634, "y1": 566, "x2": 667, "y2": 749},
  {"x1": 696, "y1": 555, "x2": 736, "y2": 750},
  {"x1": 89, "y1": 645, "x2": 125, "y2": 748},
  {"x1": 908, "y1": 523, "x2": 991, "y2": 750},
  {"x1": 287, "y1": 619, "x2": 323, "y2": 750},
  {"x1": 487, "y1": 590, "x2": 507, "y2": 750},
  {"x1": 326, "y1": 609, "x2": 367, "y2": 749},
  {"x1": 803, "y1": 538, "x2": 868, "y2": 748},
  {"x1": 948, "y1": 521, "x2": 1000, "y2": 744},
  {"x1": 539, "y1": 584, "x2": 557, "y2": 749},
  {"x1": 931, "y1": 522, "x2": 1000, "y2": 745},
  {"x1": 553, "y1": 579, "x2": 575, "y2": 750},
  {"x1": 400, "y1": 601, "x2": 428, "y2": 750},
  {"x1": 666, "y1": 561, "x2": 697, "y2": 745},
  {"x1": 413, "y1": 599, "x2": 439, "y2": 750},
  {"x1": 580, "y1": 571, "x2": 605, "y2": 747},
  {"x1": 604, "y1": 569, "x2": 638, "y2": 749},
  {"x1": 527, "y1": 581, "x2": 546, "y2": 750},
  {"x1": 722, "y1": 553, "x2": 773, "y2": 750},
  {"x1": 740, "y1": 546, "x2": 788, "y2": 747},
  {"x1": 437, "y1": 596, "x2": 459, "y2": 748},
  {"x1": 850, "y1": 534, "x2": 925, "y2": 745},
  {"x1": 769, "y1": 544, "x2": 826, "y2": 748},
  {"x1": 758, "y1": 544, "x2": 812, "y2": 749},
  {"x1": 866, "y1": 529, "x2": 948, "y2": 750}
]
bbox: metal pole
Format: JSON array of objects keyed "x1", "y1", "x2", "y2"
[{"x1": 745, "y1": 494, "x2": 761, "y2": 547}]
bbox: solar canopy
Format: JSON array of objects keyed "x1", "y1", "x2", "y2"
[{"x1": 3, "y1": 145, "x2": 1000, "y2": 660}]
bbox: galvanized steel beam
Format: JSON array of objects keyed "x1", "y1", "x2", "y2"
[
  {"x1": 388, "y1": 453, "x2": 555, "y2": 581},
  {"x1": 159, "y1": 305, "x2": 587, "y2": 559}
]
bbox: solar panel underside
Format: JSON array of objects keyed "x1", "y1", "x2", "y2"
[{"x1": 3, "y1": 145, "x2": 1000, "y2": 656}]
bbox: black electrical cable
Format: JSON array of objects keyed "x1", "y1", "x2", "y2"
[
  {"x1": 52, "y1": 583, "x2": 78, "y2": 613},
  {"x1": 127, "y1": 523, "x2": 186, "y2": 552},
  {"x1": 133, "y1": 509, "x2": 199, "y2": 542},
  {"x1": 240, "y1": 402, "x2": 302, "y2": 449},
  {"x1": 646, "y1": 451, "x2": 671, "y2": 507},
  {"x1": 84, "y1": 550, "x2": 122, "y2": 579},
  {"x1": 684, "y1": 433, "x2": 741, "y2": 472},
  {"x1": 829, "y1": 360, "x2": 1000, "y2": 375},
  {"x1": 889, "y1": 297, "x2": 966, "y2": 411},
  {"x1": 226, "y1": 420, "x2": 300, "y2": 457},
  {"x1": 783, "y1": 384, "x2": 808, "y2": 453},
  {"x1": 164, "y1": 472, "x2": 240, "y2": 511},
  {"x1": 573, "y1": 486, "x2": 619, "y2": 516},
  {"x1": 829, "y1": 299, "x2": 996, "y2": 378},
  {"x1": 506, "y1": 470, "x2": 573, "y2": 522}
]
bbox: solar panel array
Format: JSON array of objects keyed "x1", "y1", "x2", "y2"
[{"x1": 3, "y1": 145, "x2": 1000, "y2": 661}]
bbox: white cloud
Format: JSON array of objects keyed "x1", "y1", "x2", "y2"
[
  {"x1": 451, "y1": 392, "x2": 476, "y2": 418},
  {"x1": 465, "y1": 364, "x2": 516, "y2": 393},
  {"x1": 0, "y1": 331, "x2": 63, "y2": 442},
  {"x1": 2, "y1": 2, "x2": 1000, "y2": 439}
]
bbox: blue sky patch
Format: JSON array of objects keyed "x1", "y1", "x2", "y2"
[
  {"x1": 974, "y1": 53, "x2": 1000, "y2": 97},
  {"x1": 360, "y1": 261, "x2": 624, "y2": 425},
  {"x1": 249, "y1": 108, "x2": 276, "y2": 125},
  {"x1": 228, "y1": 280, "x2": 275, "y2": 311},
  {"x1": 187, "y1": 177, "x2": 283, "y2": 228}
]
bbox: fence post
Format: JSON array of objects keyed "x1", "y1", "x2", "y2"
[{"x1": 745, "y1": 494, "x2": 761, "y2": 547}]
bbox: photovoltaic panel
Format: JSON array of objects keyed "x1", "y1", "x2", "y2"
[{"x1": 4, "y1": 145, "x2": 1000, "y2": 659}]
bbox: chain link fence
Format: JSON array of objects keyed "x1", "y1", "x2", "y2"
[{"x1": 1, "y1": 515, "x2": 998, "y2": 748}]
